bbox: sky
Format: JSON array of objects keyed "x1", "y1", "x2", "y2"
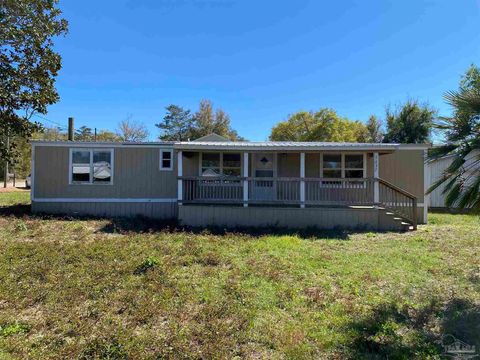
[{"x1": 41, "y1": 0, "x2": 480, "y2": 141}]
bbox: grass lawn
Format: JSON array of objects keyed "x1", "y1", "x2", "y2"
[{"x1": 0, "y1": 191, "x2": 479, "y2": 359}]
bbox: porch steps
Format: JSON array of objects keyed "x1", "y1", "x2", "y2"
[{"x1": 383, "y1": 211, "x2": 414, "y2": 232}]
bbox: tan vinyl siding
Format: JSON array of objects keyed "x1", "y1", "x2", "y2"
[
  {"x1": 34, "y1": 146, "x2": 177, "y2": 199},
  {"x1": 276, "y1": 153, "x2": 319, "y2": 177},
  {"x1": 378, "y1": 150, "x2": 425, "y2": 203},
  {"x1": 182, "y1": 152, "x2": 199, "y2": 176},
  {"x1": 278, "y1": 153, "x2": 300, "y2": 177},
  {"x1": 364, "y1": 149, "x2": 425, "y2": 223},
  {"x1": 305, "y1": 153, "x2": 320, "y2": 178}
]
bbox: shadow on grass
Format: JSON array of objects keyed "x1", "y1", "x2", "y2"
[
  {"x1": 98, "y1": 216, "x2": 354, "y2": 240},
  {"x1": 0, "y1": 204, "x2": 31, "y2": 217},
  {"x1": 429, "y1": 207, "x2": 479, "y2": 215},
  {"x1": 0, "y1": 204, "x2": 395, "y2": 240},
  {"x1": 342, "y1": 298, "x2": 480, "y2": 359}
]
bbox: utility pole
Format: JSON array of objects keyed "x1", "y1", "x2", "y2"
[
  {"x1": 94, "y1": 128, "x2": 97, "y2": 142},
  {"x1": 3, "y1": 134, "x2": 9, "y2": 188}
]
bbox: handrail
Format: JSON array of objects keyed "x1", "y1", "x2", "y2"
[
  {"x1": 179, "y1": 176, "x2": 372, "y2": 182},
  {"x1": 377, "y1": 178, "x2": 417, "y2": 200},
  {"x1": 376, "y1": 178, "x2": 417, "y2": 229}
]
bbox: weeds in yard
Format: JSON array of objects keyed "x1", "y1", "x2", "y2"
[
  {"x1": 80, "y1": 338, "x2": 127, "y2": 360},
  {"x1": 134, "y1": 256, "x2": 160, "y2": 275},
  {"x1": 0, "y1": 323, "x2": 29, "y2": 337},
  {"x1": 0, "y1": 192, "x2": 479, "y2": 359}
]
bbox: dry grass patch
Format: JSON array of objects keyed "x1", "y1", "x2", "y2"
[{"x1": 0, "y1": 191, "x2": 479, "y2": 359}]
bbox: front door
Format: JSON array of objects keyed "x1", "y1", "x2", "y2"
[{"x1": 251, "y1": 153, "x2": 276, "y2": 201}]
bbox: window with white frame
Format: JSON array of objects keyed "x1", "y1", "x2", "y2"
[
  {"x1": 201, "y1": 153, "x2": 221, "y2": 176},
  {"x1": 160, "y1": 149, "x2": 173, "y2": 171},
  {"x1": 200, "y1": 152, "x2": 241, "y2": 177},
  {"x1": 344, "y1": 154, "x2": 364, "y2": 178},
  {"x1": 322, "y1": 154, "x2": 342, "y2": 178},
  {"x1": 70, "y1": 149, "x2": 113, "y2": 184},
  {"x1": 321, "y1": 153, "x2": 365, "y2": 179},
  {"x1": 222, "y1": 153, "x2": 241, "y2": 176}
]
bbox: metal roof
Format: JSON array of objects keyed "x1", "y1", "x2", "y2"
[
  {"x1": 30, "y1": 140, "x2": 174, "y2": 147},
  {"x1": 31, "y1": 140, "x2": 430, "y2": 151},
  {"x1": 174, "y1": 141, "x2": 430, "y2": 151}
]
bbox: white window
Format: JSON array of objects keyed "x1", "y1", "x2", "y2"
[
  {"x1": 160, "y1": 149, "x2": 173, "y2": 171},
  {"x1": 201, "y1": 153, "x2": 221, "y2": 176},
  {"x1": 344, "y1": 154, "x2": 364, "y2": 178},
  {"x1": 222, "y1": 153, "x2": 241, "y2": 176},
  {"x1": 321, "y1": 153, "x2": 366, "y2": 179},
  {"x1": 70, "y1": 149, "x2": 113, "y2": 185},
  {"x1": 322, "y1": 154, "x2": 342, "y2": 179},
  {"x1": 200, "y1": 152, "x2": 242, "y2": 177}
]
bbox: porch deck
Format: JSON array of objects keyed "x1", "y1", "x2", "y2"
[{"x1": 179, "y1": 176, "x2": 418, "y2": 229}]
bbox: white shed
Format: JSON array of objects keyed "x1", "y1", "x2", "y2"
[{"x1": 428, "y1": 150, "x2": 479, "y2": 208}]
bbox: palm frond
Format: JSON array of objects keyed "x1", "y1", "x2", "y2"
[
  {"x1": 442, "y1": 173, "x2": 462, "y2": 195},
  {"x1": 445, "y1": 155, "x2": 466, "y2": 174},
  {"x1": 428, "y1": 144, "x2": 458, "y2": 160},
  {"x1": 444, "y1": 89, "x2": 480, "y2": 114},
  {"x1": 457, "y1": 175, "x2": 480, "y2": 209},
  {"x1": 427, "y1": 171, "x2": 460, "y2": 194},
  {"x1": 445, "y1": 182, "x2": 462, "y2": 208}
]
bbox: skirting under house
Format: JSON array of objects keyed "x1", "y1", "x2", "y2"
[
  {"x1": 178, "y1": 205, "x2": 413, "y2": 231},
  {"x1": 32, "y1": 200, "x2": 177, "y2": 219}
]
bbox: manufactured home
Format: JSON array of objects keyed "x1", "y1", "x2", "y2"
[{"x1": 31, "y1": 135, "x2": 430, "y2": 231}]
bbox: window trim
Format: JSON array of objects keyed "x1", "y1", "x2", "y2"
[
  {"x1": 69, "y1": 148, "x2": 114, "y2": 185},
  {"x1": 320, "y1": 153, "x2": 343, "y2": 179},
  {"x1": 344, "y1": 153, "x2": 366, "y2": 179},
  {"x1": 199, "y1": 152, "x2": 242, "y2": 177},
  {"x1": 320, "y1": 152, "x2": 367, "y2": 179},
  {"x1": 159, "y1": 149, "x2": 174, "y2": 171},
  {"x1": 320, "y1": 152, "x2": 367, "y2": 188}
]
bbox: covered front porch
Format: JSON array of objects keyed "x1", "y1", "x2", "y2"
[{"x1": 175, "y1": 142, "x2": 419, "y2": 229}]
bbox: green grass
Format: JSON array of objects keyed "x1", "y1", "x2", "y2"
[
  {"x1": 0, "y1": 191, "x2": 30, "y2": 206},
  {"x1": 0, "y1": 191, "x2": 479, "y2": 359}
]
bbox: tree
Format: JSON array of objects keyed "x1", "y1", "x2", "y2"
[
  {"x1": 383, "y1": 100, "x2": 435, "y2": 143},
  {"x1": 156, "y1": 100, "x2": 243, "y2": 141},
  {"x1": 190, "y1": 99, "x2": 242, "y2": 140},
  {"x1": 75, "y1": 126, "x2": 93, "y2": 141},
  {"x1": 269, "y1": 108, "x2": 369, "y2": 142},
  {"x1": 156, "y1": 105, "x2": 194, "y2": 141},
  {"x1": 116, "y1": 117, "x2": 149, "y2": 142},
  {"x1": 366, "y1": 115, "x2": 383, "y2": 143},
  {"x1": 0, "y1": 0, "x2": 68, "y2": 165},
  {"x1": 428, "y1": 64, "x2": 480, "y2": 209},
  {"x1": 459, "y1": 63, "x2": 480, "y2": 91},
  {"x1": 96, "y1": 130, "x2": 120, "y2": 142},
  {"x1": 37, "y1": 127, "x2": 66, "y2": 141},
  {"x1": 10, "y1": 127, "x2": 119, "y2": 180}
]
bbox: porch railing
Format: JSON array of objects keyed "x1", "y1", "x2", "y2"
[
  {"x1": 179, "y1": 176, "x2": 417, "y2": 227},
  {"x1": 378, "y1": 178, "x2": 418, "y2": 229}
]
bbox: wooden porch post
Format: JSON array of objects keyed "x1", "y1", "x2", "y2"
[
  {"x1": 243, "y1": 152, "x2": 249, "y2": 207},
  {"x1": 373, "y1": 152, "x2": 379, "y2": 204},
  {"x1": 178, "y1": 150, "x2": 183, "y2": 205},
  {"x1": 300, "y1": 152, "x2": 305, "y2": 208}
]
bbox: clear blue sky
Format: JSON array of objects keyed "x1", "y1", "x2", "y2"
[{"x1": 42, "y1": 0, "x2": 480, "y2": 141}]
